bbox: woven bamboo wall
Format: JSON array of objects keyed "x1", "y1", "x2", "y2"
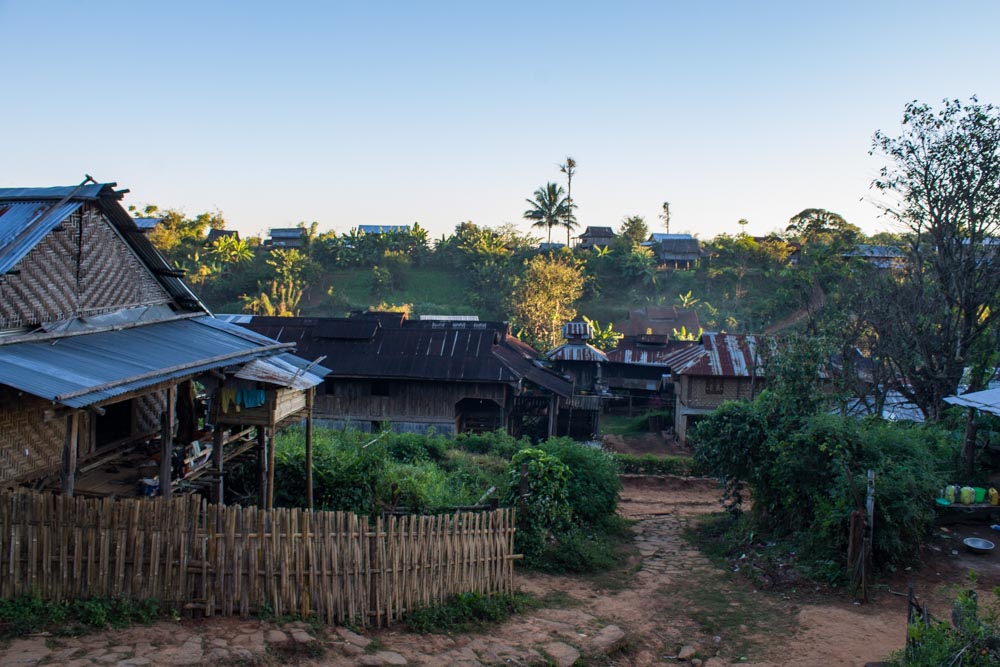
[
  {"x1": 135, "y1": 390, "x2": 166, "y2": 435},
  {"x1": 0, "y1": 395, "x2": 66, "y2": 486},
  {"x1": 0, "y1": 492, "x2": 518, "y2": 627},
  {"x1": 0, "y1": 205, "x2": 171, "y2": 329}
]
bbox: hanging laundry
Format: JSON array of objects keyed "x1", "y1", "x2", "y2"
[
  {"x1": 237, "y1": 388, "x2": 267, "y2": 409},
  {"x1": 219, "y1": 388, "x2": 238, "y2": 413}
]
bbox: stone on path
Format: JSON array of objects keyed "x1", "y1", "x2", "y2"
[
  {"x1": 336, "y1": 626, "x2": 372, "y2": 648},
  {"x1": 358, "y1": 650, "x2": 408, "y2": 665},
  {"x1": 703, "y1": 658, "x2": 727, "y2": 667},
  {"x1": 265, "y1": 629, "x2": 289, "y2": 644},
  {"x1": 678, "y1": 644, "x2": 698, "y2": 660},
  {"x1": 543, "y1": 641, "x2": 581, "y2": 667},
  {"x1": 589, "y1": 624, "x2": 626, "y2": 655}
]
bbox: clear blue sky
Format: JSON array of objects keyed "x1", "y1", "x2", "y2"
[{"x1": 2, "y1": 1, "x2": 999, "y2": 240}]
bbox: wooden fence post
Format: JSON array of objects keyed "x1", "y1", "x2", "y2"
[{"x1": 61, "y1": 412, "x2": 79, "y2": 496}]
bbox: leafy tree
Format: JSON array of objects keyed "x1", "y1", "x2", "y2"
[
  {"x1": 241, "y1": 280, "x2": 303, "y2": 317},
  {"x1": 208, "y1": 235, "x2": 253, "y2": 267},
  {"x1": 523, "y1": 183, "x2": 573, "y2": 245},
  {"x1": 866, "y1": 97, "x2": 1000, "y2": 421},
  {"x1": 786, "y1": 208, "x2": 860, "y2": 250},
  {"x1": 507, "y1": 254, "x2": 585, "y2": 349},
  {"x1": 618, "y1": 215, "x2": 648, "y2": 247},
  {"x1": 266, "y1": 248, "x2": 310, "y2": 283},
  {"x1": 582, "y1": 316, "x2": 622, "y2": 351}
]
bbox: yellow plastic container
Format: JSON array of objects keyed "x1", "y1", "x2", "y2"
[
  {"x1": 945, "y1": 485, "x2": 957, "y2": 503},
  {"x1": 990, "y1": 488, "x2": 999, "y2": 506},
  {"x1": 960, "y1": 486, "x2": 975, "y2": 505}
]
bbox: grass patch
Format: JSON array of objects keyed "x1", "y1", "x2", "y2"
[
  {"x1": 402, "y1": 592, "x2": 540, "y2": 634},
  {"x1": 600, "y1": 410, "x2": 672, "y2": 436},
  {"x1": 0, "y1": 595, "x2": 162, "y2": 638},
  {"x1": 671, "y1": 569, "x2": 798, "y2": 661}
]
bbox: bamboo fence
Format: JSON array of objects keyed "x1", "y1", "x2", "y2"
[{"x1": 0, "y1": 491, "x2": 517, "y2": 626}]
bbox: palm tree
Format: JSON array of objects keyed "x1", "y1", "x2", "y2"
[
  {"x1": 523, "y1": 182, "x2": 573, "y2": 245},
  {"x1": 559, "y1": 157, "x2": 578, "y2": 246}
]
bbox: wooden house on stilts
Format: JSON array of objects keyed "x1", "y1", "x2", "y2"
[{"x1": 0, "y1": 180, "x2": 328, "y2": 507}]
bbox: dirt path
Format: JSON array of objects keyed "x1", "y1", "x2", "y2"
[
  {"x1": 2, "y1": 476, "x2": 979, "y2": 666},
  {"x1": 764, "y1": 283, "x2": 826, "y2": 334}
]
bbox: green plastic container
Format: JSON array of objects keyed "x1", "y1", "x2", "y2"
[{"x1": 974, "y1": 487, "x2": 987, "y2": 503}]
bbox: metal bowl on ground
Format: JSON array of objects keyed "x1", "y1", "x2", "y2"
[{"x1": 963, "y1": 537, "x2": 995, "y2": 554}]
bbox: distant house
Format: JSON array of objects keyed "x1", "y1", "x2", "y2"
[
  {"x1": 576, "y1": 227, "x2": 616, "y2": 250},
  {"x1": 0, "y1": 182, "x2": 324, "y2": 505},
  {"x1": 205, "y1": 228, "x2": 240, "y2": 245},
  {"x1": 546, "y1": 321, "x2": 608, "y2": 391},
  {"x1": 133, "y1": 217, "x2": 161, "y2": 232},
  {"x1": 842, "y1": 244, "x2": 905, "y2": 269},
  {"x1": 644, "y1": 233, "x2": 701, "y2": 269},
  {"x1": 266, "y1": 227, "x2": 306, "y2": 248},
  {"x1": 358, "y1": 225, "x2": 411, "y2": 235},
  {"x1": 231, "y1": 312, "x2": 574, "y2": 440},
  {"x1": 613, "y1": 306, "x2": 701, "y2": 339},
  {"x1": 538, "y1": 242, "x2": 566, "y2": 251},
  {"x1": 663, "y1": 333, "x2": 766, "y2": 444},
  {"x1": 598, "y1": 307, "x2": 701, "y2": 415}
]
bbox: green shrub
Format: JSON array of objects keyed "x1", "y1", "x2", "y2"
[
  {"x1": 502, "y1": 449, "x2": 572, "y2": 563},
  {"x1": 533, "y1": 518, "x2": 633, "y2": 574},
  {"x1": 454, "y1": 430, "x2": 529, "y2": 458},
  {"x1": 889, "y1": 587, "x2": 1000, "y2": 666},
  {"x1": 692, "y1": 392, "x2": 955, "y2": 571},
  {"x1": 537, "y1": 437, "x2": 620, "y2": 525},
  {"x1": 383, "y1": 432, "x2": 449, "y2": 464},
  {"x1": 613, "y1": 453, "x2": 700, "y2": 476}
]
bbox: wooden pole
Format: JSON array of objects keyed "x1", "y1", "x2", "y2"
[
  {"x1": 160, "y1": 384, "x2": 176, "y2": 499},
  {"x1": 257, "y1": 427, "x2": 268, "y2": 508},
  {"x1": 213, "y1": 426, "x2": 225, "y2": 505},
  {"x1": 306, "y1": 388, "x2": 315, "y2": 512},
  {"x1": 547, "y1": 395, "x2": 558, "y2": 439},
  {"x1": 61, "y1": 412, "x2": 79, "y2": 496},
  {"x1": 267, "y1": 425, "x2": 276, "y2": 510}
]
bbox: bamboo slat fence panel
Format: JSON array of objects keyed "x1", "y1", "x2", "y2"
[{"x1": 0, "y1": 491, "x2": 517, "y2": 626}]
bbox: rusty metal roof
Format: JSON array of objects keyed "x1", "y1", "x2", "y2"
[
  {"x1": 606, "y1": 339, "x2": 697, "y2": 366},
  {"x1": 665, "y1": 333, "x2": 766, "y2": 377},
  {"x1": 547, "y1": 342, "x2": 608, "y2": 363},
  {"x1": 562, "y1": 321, "x2": 592, "y2": 339}
]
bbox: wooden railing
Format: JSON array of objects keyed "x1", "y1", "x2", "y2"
[{"x1": 0, "y1": 492, "x2": 517, "y2": 626}]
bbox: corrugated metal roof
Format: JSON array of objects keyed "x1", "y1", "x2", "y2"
[
  {"x1": 234, "y1": 352, "x2": 331, "y2": 390},
  {"x1": 269, "y1": 228, "x2": 304, "y2": 238},
  {"x1": 606, "y1": 340, "x2": 696, "y2": 366},
  {"x1": 944, "y1": 387, "x2": 1000, "y2": 417},
  {"x1": 0, "y1": 185, "x2": 108, "y2": 201},
  {"x1": 133, "y1": 217, "x2": 161, "y2": 230},
  {"x1": 358, "y1": 225, "x2": 410, "y2": 234},
  {"x1": 547, "y1": 342, "x2": 608, "y2": 362},
  {"x1": 0, "y1": 316, "x2": 291, "y2": 407},
  {"x1": 0, "y1": 200, "x2": 84, "y2": 274},
  {"x1": 562, "y1": 321, "x2": 592, "y2": 339},
  {"x1": 664, "y1": 333, "x2": 765, "y2": 377},
  {"x1": 234, "y1": 315, "x2": 573, "y2": 396}
]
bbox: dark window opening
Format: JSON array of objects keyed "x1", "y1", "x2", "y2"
[
  {"x1": 95, "y1": 399, "x2": 133, "y2": 448},
  {"x1": 370, "y1": 381, "x2": 390, "y2": 397}
]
